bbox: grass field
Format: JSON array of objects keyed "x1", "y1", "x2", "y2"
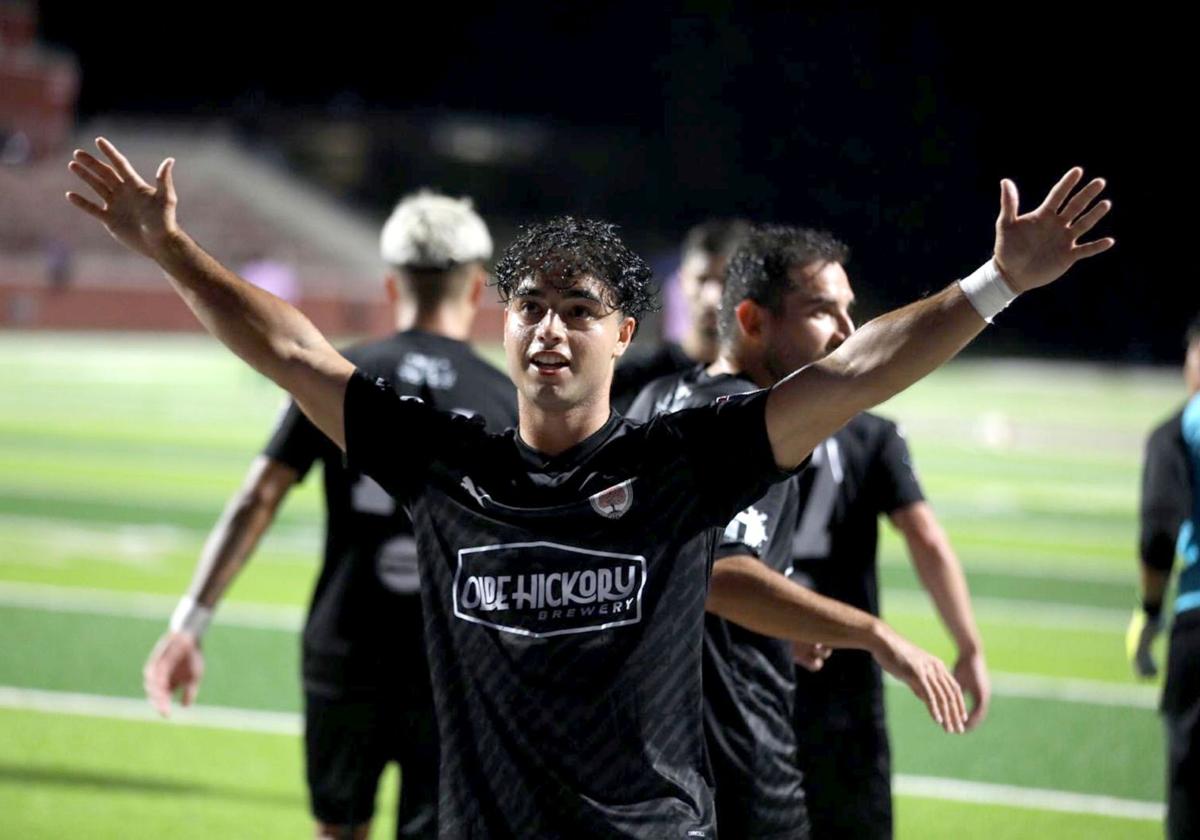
[{"x1": 0, "y1": 332, "x2": 1182, "y2": 838}]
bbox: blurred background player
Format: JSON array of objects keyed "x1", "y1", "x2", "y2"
[
  {"x1": 142, "y1": 190, "x2": 518, "y2": 840},
  {"x1": 703, "y1": 225, "x2": 989, "y2": 840},
  {"x1": 1127, "y1": 315, "x2": 1200, "y2": 840},
  {"x1": 610, "y1": 218, "x2": 750, "y2": 411}
]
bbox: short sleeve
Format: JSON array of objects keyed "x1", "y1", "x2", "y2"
[
  {"x1": 872, "y1": 422, "x2": 925, "y2": 515},
  {"x1": 262, "y1": 400, "x2": 325, "y2": 480},
  {"x1": 343, "y1": 368, "x2": 486, "y2": 504},
  {"x1": 648, "y1": 387, "x2": 798, "y2": 528},
  {"x1": 715, "y1": 478, "x2": 794, "y2": 563},
  {"x1": 1141, "y1": 416, "x2": 1192, "y2": 571}
]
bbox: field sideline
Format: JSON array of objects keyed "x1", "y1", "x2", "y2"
[{"x1": 0, "y1": 332, "x2": 1182, "y2": 838}]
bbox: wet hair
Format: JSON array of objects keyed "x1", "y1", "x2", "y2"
[
  {"x1": 682, "y1": 218, "x2": 752, "y2": 260},
  {"x1": 719, "y1": 225, "x2": 850, "y2": 344},
  {"x1": 492, "y1": 216, "x2": 657, "y2": 321}
]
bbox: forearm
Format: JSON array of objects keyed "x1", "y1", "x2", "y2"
[
  {"x1": 903, "y1": 520, "x2": 984, "y2": 656},
  {"x1": 768, "y1": 283, "x2": 987, "y2": 467},
  {"x1": 183, "y1": 458, "x2": 295, "y2": 610},
  {"x1": 706, "y1": 555, "x2": 887, "y2": 652},
  {"x1": 1139, "y1": 565, "x2": 1171, "y2": 612}
]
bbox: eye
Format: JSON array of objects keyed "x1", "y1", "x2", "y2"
[{"x1": 567, "y1": 305, "x2": 595, "y2": 320}]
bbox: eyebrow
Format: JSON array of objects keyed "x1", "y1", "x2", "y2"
[
  {"x1": 795, "y1": 293, "x2": 856, "y2": 308},
  {"x1": 513, "y1": 284, "x2": 606, "y2": 305}
]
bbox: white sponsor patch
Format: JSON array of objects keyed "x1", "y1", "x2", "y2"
[
  {"x1": 397, "y1": 352, "x2": 457, "y2": 389},
  {"x1": 589, "y1": 479, "x2": 634, "y2": 520},
  {"x1": 454, "y1": 541, "x2": 646, "y2": 637},
  {"x1": 724, "y1": 505, "x2": 768, "y2": 550}
]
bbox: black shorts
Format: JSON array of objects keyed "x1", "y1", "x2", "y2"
[
  {"x1": 1163, "y1": 609, "x2": 1200, "y2": 840},
  {"x1": 793, "y1": 663, "x2": 891, "y2": 840},
  {"x1": 304, "y1": 684, "x2": 438, "y2": 838}
]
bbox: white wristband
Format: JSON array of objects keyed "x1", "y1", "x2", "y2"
[
  {"x1": 958, "y1": 258, "x2": 1018, "y2": 323},
  {"x1": 169, "y1": 596, "x2": 214, "y2": 638}
]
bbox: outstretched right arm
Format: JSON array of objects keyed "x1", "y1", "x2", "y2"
[{"x1": 66, "y1": 138, "x2": 355, "y2": 448}]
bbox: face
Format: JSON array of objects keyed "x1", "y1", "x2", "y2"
[
  {"x1": 679, "y1": 250, "x2": 729, "y2": 345},
  {"x1": 760, "y1": 261, "x2": 856, "y2": 382},
  {"x1": 503, "y1": 274, "x2": 635, "y2": 412}
]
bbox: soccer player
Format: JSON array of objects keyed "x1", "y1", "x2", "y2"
[
  {"x1": 1127, "y1": 316, "x2": 1200, "y2": 840},
  {"x1": 610, "y1": 219, "x2": 749, "y2": 411},
  {"x1": 67, "y1": 137, "x2": 1110, "y2": 838},
  {"x1": 627, "y1": 225, "x2": 988, "y2": 838},
  {"x1": 141, "y1": 191, "x2": 517, "y2": 840}
]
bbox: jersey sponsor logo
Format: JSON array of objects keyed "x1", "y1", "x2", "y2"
[
  {"x1": 454, "y1": 541, "x2": 646, "y2": 637},
  {"x1": 397, "y1": 352, "x2": 457, "y2": 389},
  {"x1": 723, "y1": 504, "x2": 769, "y2": 550},
  {"x1": 460, "y1": 475, "x2": 491, "y2": 507},
  {"x1": 589, "y1": 479, "x2": 634, "y2": 519}
]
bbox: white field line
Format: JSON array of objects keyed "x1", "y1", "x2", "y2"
[
  {"x1": 880, "y1": 554, "x2": 1133, "y2": 585},
  {"x1": 885, "y1": 671, "x2": 1159, "y2": 710},
  {"x1": 0, "y1": 581, "x2": 303, "y2": 631},
  {"x1": 0, "y1": 685, "x2": 1162, "y2": 822},
  {"x1": 885, "y1": 589, "x2": 1128, "y2": 633},
  {"x1": 894, "y1": 774, "x2": 1164, "y2": 822},
  {"x1": 0, "y1": 685, "x2": 301, "y2": 735}
]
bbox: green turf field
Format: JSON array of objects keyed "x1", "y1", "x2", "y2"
[{"x1": 0, "y1": 333, "x2": 1181, "y2": 838}]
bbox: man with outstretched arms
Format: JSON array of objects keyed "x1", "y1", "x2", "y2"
[
  {"x1": 141, "y1": 191, "x2": 517, "y2": 840},
  {"x1": 1127, "y1": 316, "x2": 1200, "y2": 840},
  {"x1": 610, "y1": 219, "x2": 749, "y2": 411},
  {"x1": 67, "y1": 137, "x2": 1110, "y2": 839}
]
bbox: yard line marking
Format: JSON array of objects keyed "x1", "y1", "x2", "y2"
[
  {"x1": 884, "y1": 589, "x2": 1128, "y2": 632},
  {"x1": 0, "y1": 581, "x2": 303, "y2": 631},
  {"x1": 885, "y1": 671, "x2": 1158, "y2": 709},
  {"x1": 880, "y1": 555, "x2": 1133, "y2": 585},
  {"x1": 0, "y1": 685, "x2": 301, "y2": 735},
  {"x1": 894, "y1": 774, "x2": 1164, "y2": 822}
]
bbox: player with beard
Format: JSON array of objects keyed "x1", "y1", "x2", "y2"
[
  {"x1": 68, "y1": 138, "x2": 1109, "y2": 838},
  {"x1": 142, "y1": 191, "x2": 517, "y2": 840},
  {"x1": 610, "y1": 219, "x2": 749, "y2": 412}
]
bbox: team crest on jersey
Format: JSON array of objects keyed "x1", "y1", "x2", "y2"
[
  {"x1": 724, "y1": 505, "x2": 769, "y2": 550},
  {"x1": 589, "y1": 479, "x2": 634, "y2": 519}
]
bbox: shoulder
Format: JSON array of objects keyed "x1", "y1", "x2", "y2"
[{"x1": 1148, "y1": 406, "x2": 1187, "y2": 451}]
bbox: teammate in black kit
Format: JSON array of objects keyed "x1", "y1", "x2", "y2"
[
  {"x1": 1127, "y1": 316, "x2": 1200, "y2": 840},
  {"x1": 628, "y1": 227, "x2": 979, "y2": 839},
  {"x1": 610, "y1": 219, "x2": 749, "y2": 411},
  {"x1": 142, "y1": 191, "x2": 516, "y2": 840},
  {"x1": 70, "y1": 137, "x2": 1110, "y2": 838}
]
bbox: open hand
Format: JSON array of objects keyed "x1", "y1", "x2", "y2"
[
  {"x1": 873, "y1": 628, "x2": 966, "y2": 733},
  {"x1": 66, "y1": 137, "x2": 179, "y2": 260},
  {"x1": 993, "y1": 167, "x2": 1114, "y2": 292},
  {"x1": 143, "y1": 631, "x2": 205, "y2": 717},
  {"x1": 953, "y1": 649, "x2": 991, "y2": 730}
]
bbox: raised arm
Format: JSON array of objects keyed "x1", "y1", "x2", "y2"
[
  {"x1": 66, "y1": 138, "x2": 355, "y2": 448},
  {"x1": 707, "y1": 555, "x2": 967, "y2": 733},
  {"x1": 766, "y1": 169, "x2": 1114, "y2": 468}
]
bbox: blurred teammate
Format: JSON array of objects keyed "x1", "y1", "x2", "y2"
[
  {"x1": 69, "y1": 138, "x2": 1108, "y2": 838},
  {"x1": 721, "y1": 227, "x2": 991, "y2": 839},
  {"x1": 1127, "y1": 316, "x2": 1200, "y2": 840},
  {"x1": 142, "y1": 191, "x2": 517, "y2": 840},
  {"x1": 610, "y1": 219, "x2": 749, "y2": 411},
  {"x1": 628, "y1": 225, "x2": 978, "y2": 839}
]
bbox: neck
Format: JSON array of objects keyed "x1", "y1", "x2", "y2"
[
  {"x1": 517, "y1": 393, "x2": 611, "y2": 457},
  {"x1": 406, "y1": 302, "x2": 472, "y2": 341},
  {"x1": 709, "y1": 347, "x2": 774, "y2": 389},
  {"x1": 681, "y1": 329, "x2": 717, "y2": 365}
]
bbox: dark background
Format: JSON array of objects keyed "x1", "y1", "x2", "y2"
[{"x1": 38, "y1": 3, "x2": 1186, "y2": 362}]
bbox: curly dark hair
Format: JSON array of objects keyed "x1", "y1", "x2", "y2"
[
  {"x1": 719, "y1": 225, "x2": 850, "y2": 344},
  {"x1": 492, "y1": 216, "x2": 658, "y2": 321}
]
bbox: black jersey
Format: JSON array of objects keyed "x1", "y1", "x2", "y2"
[
  {"x1": 263, "y1": 330, "x2": 517, "y2": 697},
  {"x1": 610, "y1": 340, "x2": 695, "y2": 413},
  {"x1": 1140, "y1": 408, "x2": 1191, "y2": 574},
  {"x1": 788, "y1": 413, "x2": 924, "y2": 712},
  {"x1": 344, "y1": 369, "x2": 792, "y2": 839},
  {"x1": 628, "y1": 366, "x2": 808, "y2": 839}
]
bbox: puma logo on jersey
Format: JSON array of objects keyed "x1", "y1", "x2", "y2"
[
  {"x1": 461, "y1": 476, "x2": 491, "y2": 507},
  {"x1": 589, "y1": 479, "x2": 634, "y2": 519}
]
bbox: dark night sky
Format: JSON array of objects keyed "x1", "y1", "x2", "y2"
[{"x1": 35, "y1": 3, "x2": 1188, "y2": 361}]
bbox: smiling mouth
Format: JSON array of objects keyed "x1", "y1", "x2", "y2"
[{"x1": 530, "y1": 353, "x2": 570, "y2": 374}]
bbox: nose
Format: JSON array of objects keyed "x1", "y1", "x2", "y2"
[
  {"x1": 828, "y1": 311, "x2": 855, "y2": 352},
  {"x1": 535, "y1": 307, "x2": 566, "y2": 346},
  {"x1": 700, "y1": 278, "x2": 723, "y2": 307}
]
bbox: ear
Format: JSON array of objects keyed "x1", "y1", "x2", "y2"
[
  {"x1": 468, "y1": 267, "x2": 487, "y2": 306},
  {"x1": 613, "y1": 316, "x2": 637, "y2": 359},
  {"x1": 734, "y1": 299, "x2": 764, "y2": 341},
  {"x1": 384, "y1": 273, "x2": 400, "y2": 305}
]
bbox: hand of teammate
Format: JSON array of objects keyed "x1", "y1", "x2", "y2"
[
  {"x1": 991, "y1": 167, "x2": 1114, "y2": 294},
  {"x1": 143, "y1": 631, "x2": 205, "y2": 717},
  {"x1": 65, "y1": 137, "x2": 180, "y2": 260},
  {"x1": 1125, "y1": 608, "x2": 1163, "y2": 679},
  {"x1": 873, "y1": 628, "x2": 967, "y2": 734},
  {"x1": 792, "y1": 641, "x2": 832, "y2": 672},
  {"x1": 952, "y1": 648, "x2": 991, "y2": 730}
]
